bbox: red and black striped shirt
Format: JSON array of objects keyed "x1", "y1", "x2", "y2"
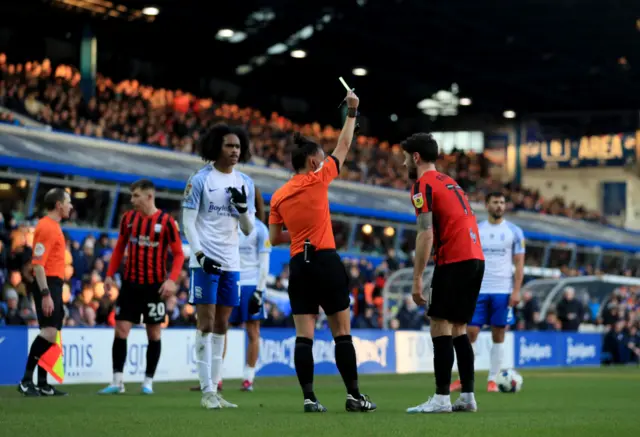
[{"x1": 106, "y1": 210, "x2": 185, "y2": 285}]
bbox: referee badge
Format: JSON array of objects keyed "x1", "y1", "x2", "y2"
[
  {"x1": 34, "y1": 242, "x2": 45, "y2": 257},
  {"x1": 412, "y1": 192, "x2": 424, "y2": 209}
]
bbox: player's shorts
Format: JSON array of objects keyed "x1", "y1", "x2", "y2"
[
  {"x1": 30, "y1": 277, "x2": 64, "y2": 330},
  {"x1": 469, "y1": 293, "x2": 515, "y2": 327},
  {"x1": 288, "y1": 249, "x2": 350, "y2": 316},
  {"x1": 189, "y1": 268, "x2": 240, "y2": 307},
  {"x1": 115, "y1": 281, "x2": 166, "y2": 325},
  {"x1": 229, "y1": 284, "x2": 267, "y2": 325},
  {"x1": 428, "y1": 258, "x2": 485, "y2": 324}
]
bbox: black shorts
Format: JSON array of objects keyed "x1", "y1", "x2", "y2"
[
  {"x1": 288, "y1": 250, "x2": 350, "y2": 316},
  {"x1": 31, "y1": 277, "x2": 64, "y2": 330},
  {"x1": 115, "y1": 281, "x2": 166, "y2": 325},
  {"x1": 427, "y1": 259, "x2": 485, "y2": 324}
]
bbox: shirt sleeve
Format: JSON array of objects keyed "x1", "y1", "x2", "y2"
[
  {"x1": 512, "y1": 225, "x2": 526, "y2": 255},
  {"x1": 268, "y1": 197, "x2": 283, "y2": 225},
  {"x1": 315, "y1": 155, "x2": 340, "y2": 186},
  {"x1": 411, "y1": 180, "x2": 433, "y2": 215},
  {"x1": 257, "y1": 223, "x2": 272, "y2": 254},
  {"x1": 32, "y1": 224, "x2": 54, "y2": 267},
  {"x1": 182, "y1": 171, "x2": 205, "y2": 210}
]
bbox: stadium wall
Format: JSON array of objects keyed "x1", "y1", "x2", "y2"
[{"x1": 0, "y1": 328, "x2": 602, "y2": 386}]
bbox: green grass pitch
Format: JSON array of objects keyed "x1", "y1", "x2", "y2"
[{"x1": 1, "y1": 368, "x2": 637, "y2": 437}]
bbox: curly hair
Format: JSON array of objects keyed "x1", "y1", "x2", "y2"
[{"x1": 198, "y1": 123, "x2": 251, "y2": 163}]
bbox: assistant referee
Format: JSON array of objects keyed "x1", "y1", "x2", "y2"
[
  {"x1": 269, "y1": 90, "x2": 375, "y2": 413},
  {"x1": 18, "y1": 188, "x2": 73, "y2": 397}
]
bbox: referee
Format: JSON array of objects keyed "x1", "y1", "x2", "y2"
[
  {"x1": 18, "y1": 188, "x2": 72, "y2": 397},
  {"x1": 269, "y1": 90, "x2": 376, "y2": 413}
]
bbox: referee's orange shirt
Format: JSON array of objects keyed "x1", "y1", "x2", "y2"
[
  {"x1": 269, "y1": 155, "x2": 340, "y2": 257},
  {"x1": 31, "y1": 216, "x2": 66, "y2": 279}
]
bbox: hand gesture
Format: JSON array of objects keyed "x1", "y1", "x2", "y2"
[
  {"x1": 196, "y1": 251, "x2": 222, "y2": 276},
  {"x1": 42, "y1": 294, "x2": 54, "y2": 317},
  {"x1": 248, "y1": 289, "x2": 264, "y2": 315},
  {"x1": 228, "y1": 186, "x2": 248, "y2": 214},
  {"x1": 509, "y1": 290, "x2": 521, "y2": 308},
  {"x1": 412, "y1": 277, "x2": 427, "y2": 306},
  {"x1": 159, "y1": 279, "x2": 178, "y2": 299},
  {"x1": 346, "y1": 90, "x2": 359, "y2": 109}
]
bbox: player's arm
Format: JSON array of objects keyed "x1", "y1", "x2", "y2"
[
  {"x1": 511, "y1": 226, "x2": 526, "y2": 306},
  {"x1": 268, "y1": 200, "x2": 290, "y2": 246},
  {"x1": 331, "y1": 90, "x2": 359, "y2": 169},
  {"x1": 106, "y1": 212, "x2": 131, "y2": 280},
  {"x1": 413, "y1": 212, "x2": 434, "y2": 283},
  {"x1": 31, "y1": 230, "x2": 51, "y2": 294},
  {"x1": 166, "y1": 216, "x2": 185, "y2": 283},
  {"x1": 257, "y1": 225, "x2": 272, "y2": 291}
]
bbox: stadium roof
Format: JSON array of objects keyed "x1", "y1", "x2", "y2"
[{"x1": 2, "y1": 0, "x2": 639, "y2": 136}]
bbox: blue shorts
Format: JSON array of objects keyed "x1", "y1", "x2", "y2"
[
  {"x1": 229, "y1": 285, "x2": 267, "y2": 325},
  {"x1": 188, "y1": 268, "x2": 240, "y2": 307},
  {"x1": 469, "y1": 293, "x2": 514, "y2": 327}
]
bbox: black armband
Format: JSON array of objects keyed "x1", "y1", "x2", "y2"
[{"x1": 347, "y1": 107, "x2": 359, "y2": 118}]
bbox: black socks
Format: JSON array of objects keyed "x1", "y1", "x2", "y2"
[
  {"x1": 22, "y1": 336, "x2": 52, "y2": 383},
  {"x1": 294, "y1": 337, "x2": 316, "y2": 402},
  {"x1": 432, "y1": 335, "x2": 454, "y2": 395},
  {"x1": 453, "y1": 334, "x2": 475, "y2": 393},
  {"x1": 334, "y1": 335, "x2": 361, "y2": 399}
]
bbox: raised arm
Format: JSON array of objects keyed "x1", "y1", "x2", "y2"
[{"x1": 331, "y1": 90, "x2": 360, "y2": 169}]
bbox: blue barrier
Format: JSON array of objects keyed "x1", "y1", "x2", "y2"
[
  {"x1": 255, "y1": 328, "x2": 396, "y2": 377},
  {"x1": 0, "y1": 327, "x2": 29, "y2": 385},
  {"x1": 0, "y1": 328, "x2": 603, "y2": 386},
  {"x1": 514, "y1": 331, "x2": 602, "y2": 368}
]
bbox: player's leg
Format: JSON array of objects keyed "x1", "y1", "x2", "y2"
[
  {"x1": 140, "y1": 289, "x2": 166, "y2": 394},
  {"x1": 451, "y1": 260, "x2": 484, "y2": 412},
  {"x1": 20, "y1": 280, "x2": 67, "y2": 397},
  {"x1": 98, "y1": 283, "x2": 138, "y2": 394},
  {"x1": 210, "y1": 271, "x2": 241, "y2": 408},
  {"x1": 242, "y1": 320, "x2": 259, "y2": 391},
  {"x1": 486, "y1": 293, "x2": 511, "y2": 391},
  {"x1": 190, "y1": 268, "x2": 219, "y2": 409},
  {"x1": 287, "y1": 257, "x2": 326, "y2": 412},
  {"x1": 407, "y1": 265, "x2": 454, "y2": 414},
  {"x1": 451, "y1": 295, "x2": 486, "y2": 392}
]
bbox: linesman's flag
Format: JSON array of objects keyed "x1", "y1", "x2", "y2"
[{"x1": 38, "y1": 331, "x2": 64, "y2": 383}]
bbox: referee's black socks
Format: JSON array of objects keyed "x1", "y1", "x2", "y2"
[
  {"x1": 432, "y1": 335, "x2": 454, "y2": 396},
  {"x1": 453, "y1": 334, "x2": 475, "y2": 393},
  {"x1": 22, "y1": 335, "x2": 53, "y2": 383},
  {"x1": 294, "y1": 337, "x2": 316, "y2": 402},
  {"x1": 334, "y1": 335, "x2": 361, "y2": 399}
]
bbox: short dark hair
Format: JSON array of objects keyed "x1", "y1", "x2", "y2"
[
  {"x1": 400, "y1": 133, "x2": 439, "y2": 163},
  {"x1": 131, "y1": 179, "x2": 155, "y2": 192},
  {"x1": 43, "y1": 188, "x2": 67, "y2": 211},
  {"x1": 198, "y1": 123, "x2": 251, "y2": 163},
  {"x1": 485, "y1": 192, "x2": 505, "y2": 203},
  {"x1": 290, "y1": 133, "x2": 322, "y2": 172}
]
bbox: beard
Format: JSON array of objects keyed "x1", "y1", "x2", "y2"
[
  {"x1": 490, "y1": 210, "x2": 504, "y2": 220},
  {"x1": 408, "y1": 167, "x2": 418, "y2": 180}
]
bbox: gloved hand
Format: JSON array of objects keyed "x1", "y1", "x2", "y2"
[
  {"x1": 248, "y1": 289, "x2": 264, "y2": 315},
  {"x1": 228, "y1": 186, "x2": 248, "y2": 214},
  {"x1": 195, "y1": 251, "x2": 222, "y2": 275}
]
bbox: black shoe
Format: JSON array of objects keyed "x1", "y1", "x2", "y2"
[
  {"x1": 37, "y1": 384, "x2": 68, "y2": 396},
  {"x1": 17, "y1": 381, "x2": 41, "y2": 397},
  {"x1": 346, "y1": 394, "x2": 377, "y2": 412},
  {"x1": 303, "y1": 399, "x2": 327, "y2": 413}
]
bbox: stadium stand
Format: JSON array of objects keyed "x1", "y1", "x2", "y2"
[{"x1": 0, "y1": 54, "x2": 607, "y2": 224}]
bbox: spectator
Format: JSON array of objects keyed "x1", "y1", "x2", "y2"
[{"x1": 556, "y1": 287, "x2": 585, "y2": 331}]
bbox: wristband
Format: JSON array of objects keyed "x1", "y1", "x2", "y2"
[
  {"x1": 40, "y1": 288, "x2": 50, "y2": 296},
  {"x1": 347, "y1": 107, "x2": 359, "y2": 118}
]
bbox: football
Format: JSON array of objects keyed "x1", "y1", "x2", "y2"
[{"x1": 496, "y1": 369, "x2": 524, "y2": 393}]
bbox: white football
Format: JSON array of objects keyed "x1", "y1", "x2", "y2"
[{"x1": 496, "y1": 369, "x2": 524, "y2": 393}]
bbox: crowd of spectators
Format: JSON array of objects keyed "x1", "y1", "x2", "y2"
[{"x1": 0, "y1": 54, "x2": 607, "y2": 224}]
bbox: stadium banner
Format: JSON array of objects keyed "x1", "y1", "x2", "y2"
[
  {"x1": 0, "y1": 327, "x2": 29, "y2": 385},
  {"x1": 25, "y1": 327, "x2": 245, "y2": 385},
  {"x1": 394, "y1": 331, "x2": 515, "y2": 374},
  {"x1": 514, "y1": 332, "x2": 601, "y2": 368},
  {"x1": 521, "y1": 129, "x2": 640, "y2": 169},
  {"x1": 255, "y1": 329, "x2": 396, "y2": 377}
]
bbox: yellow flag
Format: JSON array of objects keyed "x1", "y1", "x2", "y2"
[{"x1": 38, "y1": 331, "x2": 64, "y2": 383}]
